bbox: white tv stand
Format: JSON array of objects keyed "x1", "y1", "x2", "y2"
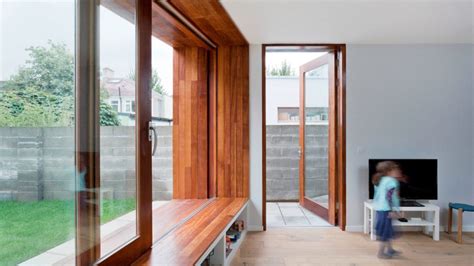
[{"x1": 364, "y1": 200, "x2": 440, "y2": 241}]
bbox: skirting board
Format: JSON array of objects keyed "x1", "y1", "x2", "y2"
[
  {"x1": 248, "y1": 225, "x2": 264, "y2": 231},
  {"x1": 346, "y1": 225, "x2": 474, "y2": 232}
]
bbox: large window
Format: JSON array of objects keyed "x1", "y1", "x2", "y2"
[
  {"x1": 0, "y1": 1, "x2": 76, "y2": 265},
  {"x1": 1, "y1": 0, "x2": 218, "y2": 264}
]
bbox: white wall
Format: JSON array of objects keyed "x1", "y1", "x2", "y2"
[
  {"x1": 472, "y1": 44, "x2": 474, "y2": 200},
  {"x1": 346, "y1": 44, "x2": 473, "y2": 231},
  {"x1": 266, "y1": 77, "x2": 329, "y2": 125},
  {"x1": 248, "y1": 44, "x2": 263, "y2": 231},
  {"x1": 249, "y1": 44, "x2": 474, "y2": 232}
]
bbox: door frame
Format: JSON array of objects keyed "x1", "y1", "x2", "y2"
[{"x1": 261, "y1": 44, "x2": 346, "y2": 231}]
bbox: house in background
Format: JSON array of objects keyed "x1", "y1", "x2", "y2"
[
  {"x1": 266, "y1": 76, "x2": 329, "y2": 125},
  {"x1": 101, "y1": 67, "x2": 173, "y2": 125}
]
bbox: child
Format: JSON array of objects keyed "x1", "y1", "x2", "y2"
[{"x1": 372, "y1": 161, "x2": 403, "y2": 259}]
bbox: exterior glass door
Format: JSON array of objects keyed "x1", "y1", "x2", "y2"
[
  {"x1": 299, "y1": 53, "x2": 337, "y2": 225},
  {"x1": 76, "y1": 0, "x2": 152, "y2": 265}
]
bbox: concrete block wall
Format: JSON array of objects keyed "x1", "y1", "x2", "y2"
[
  {"x1": 42, "y1": 127, "x2": 74, "y2": 200},
  {"x1": 266, "y1": 125, "x2": 328, "y2": 201},
  {"x1": 0, "y1": 126, "x2": 173, "y2": 201},
  {"x1": 0, "y1": 128, "x2": 44, "y2": 201}
]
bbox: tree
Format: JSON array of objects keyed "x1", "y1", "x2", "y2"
[
  {"x1": 100, "y1": 101, "x2": 120, "y2": 126},
  {"x1": 5, "y1": 41, "x2": 74, "y2": 96},
  {"x1": 128, "y1": 69, "x2": 167, "y2": 95},
  {"x1": 0, "y1": 41, "x2": 119, "y2": 127},
  {"x1": 0, "y1": 88, "x2": 73, "y2": 127},
  {"x1": 267, "y1": 60, "x2": 295, "y2": 76}
]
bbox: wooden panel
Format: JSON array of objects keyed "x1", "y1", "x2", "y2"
[
  {"x1": 133, "y1": 198, "x2": 248, "y2": 265},
  {"x1": 173, "y1": 47, "x2": 209, "y2": 199},
  {"x1": 152, "y1": 199, "x2": 209, "y2": 241},
  {"x1": 101, "y1": 0, "x2": 210, "y2": 48},
  {"x1": 208, "y1": 50, "x2": 217, "y2": 197},
  {"x1": 217, "y1": 46, "x2": 249, "y2": 198},
  {"x1": 168, "y1": 0, "x2": 247, "y2": 45},
  {"x1": 151, "y1": 2, "x2": 209, "y2": 48}
]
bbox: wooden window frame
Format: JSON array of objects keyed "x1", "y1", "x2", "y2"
[
  {"x1": 75, "y1": 0, "x2": 152, "y2": 265},
  {"x1": 261, "y1": 44, "x2": 346, "y2": 231},
  {"x1": 75, "y1": 0, "x2": 229, "y2": 263}
]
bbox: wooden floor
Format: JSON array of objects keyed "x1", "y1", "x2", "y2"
[{"x1": 232, "y1": 228, "x2": 474, "y2": 266}]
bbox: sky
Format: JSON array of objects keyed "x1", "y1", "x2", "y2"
[
  {"x1": 1, "y1": 1, "x2": 326, "y2": 91},
  {"x1": 266, "y1": 52, "x2": 326, "y2": 76},
  {"x1": 0, "y1": 0, "x2": 173, "y2": 93}
]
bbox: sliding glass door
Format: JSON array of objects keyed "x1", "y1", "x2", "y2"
[{"x1": 75, "y1": 0, "x2": 152, "y2": 264}]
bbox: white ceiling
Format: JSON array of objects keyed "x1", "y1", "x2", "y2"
[{"x1": 221, "y1": 0, "x2": 474, "y2": 44}]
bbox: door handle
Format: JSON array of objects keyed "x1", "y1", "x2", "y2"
[{"x1": 149, "y1": 122, "x2": 158, "y2": 156}]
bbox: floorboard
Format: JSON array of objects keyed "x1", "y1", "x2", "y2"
[{"x1": 232, "y1": 227, "x2": 474, "y2": 265}]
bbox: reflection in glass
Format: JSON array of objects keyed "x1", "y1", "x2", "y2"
[{"x1": 304, "y1": 65, "x2": 329, "y2": 208}]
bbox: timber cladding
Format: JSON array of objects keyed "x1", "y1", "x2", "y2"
[
  {"x1": 168, "y1": 0, "x2": 247, "y2": 45},
  {"x1": 216, "y1": 46, "x2": 249, "y2": 198},
  {"x1": 173, "y1": 47, "x2": 209, "y2": 199},
  {"x1": 168, "y1": 1, "x2": 250, "y2": 199}
]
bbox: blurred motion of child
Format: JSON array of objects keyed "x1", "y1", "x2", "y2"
[{"x1": 372, "y1": 161, "x2": 404, "y2": 259}]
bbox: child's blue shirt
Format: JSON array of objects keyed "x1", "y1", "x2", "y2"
[{"x1": 373, "y1": 176, "x2": 400, "y2": 211}]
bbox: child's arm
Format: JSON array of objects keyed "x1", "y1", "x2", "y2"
[
  {"x1": 391, "y1": 189, "x2": 400, "y2": 213},
  {"x1": 387, "y1": 179, "x2": 400, "y2": 213}
]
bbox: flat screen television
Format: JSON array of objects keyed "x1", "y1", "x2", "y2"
[{"x1": 368, "y1": 159, "x2": 438, "y2": 200}]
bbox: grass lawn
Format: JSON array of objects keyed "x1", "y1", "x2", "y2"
[{"x1": 0, "y1": 199, "x2": 135, "y2": 266}]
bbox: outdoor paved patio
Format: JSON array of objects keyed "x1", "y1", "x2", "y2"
[{"x1": 266, "y1": 202, "x2": 331, "y2": 227}]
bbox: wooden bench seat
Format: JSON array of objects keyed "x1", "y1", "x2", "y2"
[{"x1": 133, "y1": 197, "x2": 248, "y2": 265}]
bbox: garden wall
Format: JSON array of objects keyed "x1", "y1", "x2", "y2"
[
  {"x1": 266, "y1": 125, "x2": 328, "y2": 201},
  {"x1": 0, "y1": 126, "x2": 172, "y2": 201},
  {"x1": 0, "y1": 125, "x2": 328, "y2": 202}
]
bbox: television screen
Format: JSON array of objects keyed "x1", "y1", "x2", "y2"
[{"x1": 368, "y1": 159, "x2": 438, "y2": 200}]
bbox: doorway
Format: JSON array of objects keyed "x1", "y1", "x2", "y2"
[{"x1": 262, "y1": 44, "x2": 346, "y2": 230}]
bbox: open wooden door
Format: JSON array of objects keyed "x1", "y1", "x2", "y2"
[{"x1": 299, "y1": 53, "x2": 337, "y2": 225}]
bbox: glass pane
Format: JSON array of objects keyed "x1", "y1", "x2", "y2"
[
  {"x1": 151, "y1": 37, "x2": 173, "y2": 202},
  {"x1": 304, "y1": 63, "x2": 329, "y2": 209},
  {"x1": 0, "y1": 1, "x2": 76, "y2": 265},
  {"x1": 99, "y1": 0, "x2": 137, "y2": 257},
  {"x1": 150, "y1": 32, "x2": 174, "y2": 242}
]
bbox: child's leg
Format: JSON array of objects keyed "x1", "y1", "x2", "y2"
[
  {"x1": 386, "y1": 240, "x2": 401, "y2": 256},
  {"x1": 378, "y1": 241, "x2": 387, "y2": 257}
]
